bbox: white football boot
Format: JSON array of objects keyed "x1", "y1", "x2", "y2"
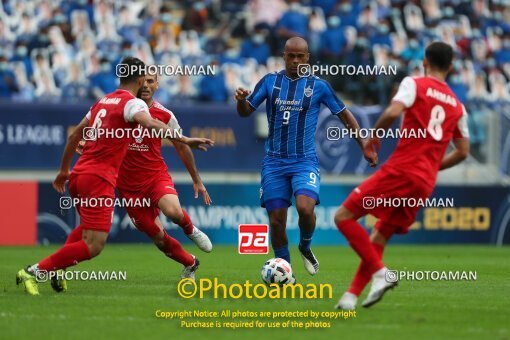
[
  {"x1": 181, "y1": 256, "x2": 200, "y2": 280},
  {"x1": 186, "y1": 226, "x2": 213, "y2": 253},
  {"x1": 298, "y1": 245, "x2": 319, "y2": 275},
  {"x1": 335, "y1": 292, "x2": 358, "y2": 310},
  {"x1": 362, "y1": 267, "x2": 398, "y2": 308}
]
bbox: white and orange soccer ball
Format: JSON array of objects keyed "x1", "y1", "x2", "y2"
[{"x1": 261, "y1": 258, "x2": 296, "y2": 285}]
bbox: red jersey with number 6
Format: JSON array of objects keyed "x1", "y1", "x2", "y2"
[
  {"x1": 71, "y1": 89, "x2": 150, "y2": 186},
  {"x1": 383, "y1": 76, "x2": 469, "y2": 189}
]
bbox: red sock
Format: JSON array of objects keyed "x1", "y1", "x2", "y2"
[
  {"x1": 348, "y1": 261, "x2": 371, "y2": 296},
  {"x1": 177, "y1": 209, "x2": 194, "y2": 235},
  {"x1": 348, "y1": 242, "x2": 386, "y2": 296},
  {"x1": 38, "y1": 240, "x2": 91, "y2": 271},
  {"x1": 65, "y1": 226, "x2": 83, "y2": 244},
  {"x1": 373, "y1": 243, "x2": 385, "y2": 258},
  {"x1": 337, "y1": 219, "x2": 384, "y2": 275},
  {"x1": 162, "y1": 231, "x2": 194, "y2": 266}
]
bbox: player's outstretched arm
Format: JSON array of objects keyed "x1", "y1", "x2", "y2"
[
  {"x1": 235, "y1": 87, "x2": 255, "y2": 117},
  {"x1": 440, "y1": 138, "x2": 469, "y2": 170},
  {"x1": 337, "y1": 108, "x2": 378, "y2": 167},
  {"x1": 135, "y1": 111, "x2": 214, "y2": 150},
  {"x1": 53, "y1": 117, "x2": 89, "y2": 194},
  {"x1": 170, "y1": 136, "x2": 214, "y2": 151},
  {"x1": 173, "y1": 142, "x2": 212, "y2": 205},
  {"x1": 133, "y1": 111, "x2": 176, "y2": 136}
]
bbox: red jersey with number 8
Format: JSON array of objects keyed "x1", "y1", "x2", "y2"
[
  {"x1": 71, "y1": 89, "x2": 150, "y2": 186},
  {"x1": 383, "y1": 76, "x2": 469, "y2": 188}
]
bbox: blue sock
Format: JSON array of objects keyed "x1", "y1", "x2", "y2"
[
  {"x1": 273, "y1": 245, "x2": 290, "y2": 263},
  {"x1": 299, "y1": 230, "x2": 314, "y2": 251}
]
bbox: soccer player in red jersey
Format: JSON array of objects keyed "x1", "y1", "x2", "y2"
[
  {"x1": 334, "y1": 42, "x2": 470, "y2": 309},
  {"x1": 116, "y1": 72, "x2": 213, "y2": 278},
  {"x1": 16, "y1": 57, "x2": 212, "y2": 295}
]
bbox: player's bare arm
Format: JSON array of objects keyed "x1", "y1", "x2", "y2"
[
  {"x1": 440, "y1": 138, "x2": 469, "y2": 170},
  {"x1": 337, "y1": 109, "x2": 364, "y2": 147},
  {"x1": 363, "y1": 101, "x2": 407, "y2": 166},
  {"x1": 173, "y1": 141, "x2": 212, "y2": 205},
  {"x1": 134, "y1": 111, "x2": 212, "y2": 149},
  {"x1": 53, "y1": 116, "x2": 89, "y2": 194},
  {"x1": 170, "y1": 135, "x2": 214, "y2": 151},
  {"x1": 235, "y1": 87, "x2": 255, "y2": 117},
  {"x1": 133, "y1": 110, "x2": 177, "y2": 136},
  {"x1": 338, "y1": 108, "x2": 378, "y2": 167}
]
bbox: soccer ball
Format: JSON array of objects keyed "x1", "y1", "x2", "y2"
[{"x1": 261, "y1": 258, "x2": 296, "y2": 285}]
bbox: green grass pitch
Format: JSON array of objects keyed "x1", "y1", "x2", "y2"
[{"x1": 1, "y1": 244, "x2": 509, "y2": 340}]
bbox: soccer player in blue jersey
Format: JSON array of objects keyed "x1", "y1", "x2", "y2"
[{"x1": 236, "y1": 37, "x2": 377, "y2": 276}]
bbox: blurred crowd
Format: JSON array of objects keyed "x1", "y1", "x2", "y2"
[{"x1": 0, "y1": 0, "x2": 509, "y2": 108}]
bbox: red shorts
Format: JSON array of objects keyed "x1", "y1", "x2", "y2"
[
  {"x1": 343, "y1": 168, "x2": 433, "y2": 237},
  {"x1": 68, "y1": 173, "x2": 115, "y2": 232},
  {"x1": 118, "y1": 173, "x2": 178, "y2": 237}
]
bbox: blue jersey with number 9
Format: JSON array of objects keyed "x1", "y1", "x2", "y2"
[{"x1": 247, "y1": 70, "x2": 346, "y2": 159}]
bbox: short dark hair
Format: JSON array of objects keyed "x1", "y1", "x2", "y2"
[
  {"x1": 118, "y1": 57, "x2": 146, "y2": 84},
  {"x1": 425, "y1": 42, "x2": 453, "y2": 72}
]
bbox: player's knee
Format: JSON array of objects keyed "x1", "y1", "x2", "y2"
[
  {"x1": 370, "y1": 230, "x2": 388, "y2": 245},
  {"x1": 84, "y1": 239, "x2": 106, "y2": 258},
  {"x1": 82, "y1": 230, "x2": 107, "y2": 257},
  {"x1": 334, "y1": 206, "x2": 351, "y2": 225},
  {"x1": 269, "y1": 214, "x2": 286, "y2": 230},
  {"x1": 161, "y1": 205, "x2": 183, "y2": 223},
  {"x1": 152, "y1": 230, "x2": 166, "y2": 249},
  {"x1": 296, "y1": 203, "x2": 314, "y2": 220}
]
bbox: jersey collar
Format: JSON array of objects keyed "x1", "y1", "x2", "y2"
[{"x1": 279, "y1": 69, "x2": 306, "y2": 81}]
